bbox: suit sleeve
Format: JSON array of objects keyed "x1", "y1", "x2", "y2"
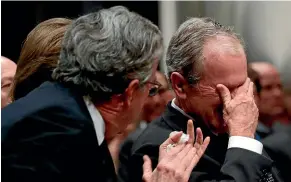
[
  {"x1": 262, "y1": 131, "x2": 291, "y2": 182},
  {"x1": 127, "y1": 145, "x2": 274, "y2": 182}
]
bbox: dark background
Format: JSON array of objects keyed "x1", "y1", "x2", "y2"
[{"x1": 1, "y1": 1, "x2": 159, "y2": 63}]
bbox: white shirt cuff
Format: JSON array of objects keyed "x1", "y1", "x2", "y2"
[{"x1": 228, "y1": 136, "x2": 263, "y2": 154}]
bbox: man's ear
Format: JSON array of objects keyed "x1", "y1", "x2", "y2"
[
  {"x1": 171, "y1": 72, "x2": 187, "y2": 99},
  {"x1": 124, "y1": 79, "x2": 140, "y2": 107}
]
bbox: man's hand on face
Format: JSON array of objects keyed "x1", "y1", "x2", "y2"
[{"x1": 216, "y1": 78, "x2": 259, "y2": 138}]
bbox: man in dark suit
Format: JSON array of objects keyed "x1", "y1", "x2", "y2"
[
  {"x1": 124, "y1": 17, "x2": 284, "y2": 182},
  {"x1": 1, "y1": 6, "x2": 170, "y2": 182},
  {"x1": 262, "y1": 126, "x2": 291, "y2": 182}
]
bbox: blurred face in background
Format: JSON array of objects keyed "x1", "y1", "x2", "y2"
[
  {"x1": 251, "y1": 63, "x2": 285, "y2": 118},
  {"x1": 1, "y1": 57, "x2": 16, "y2": 108},
  {"x1": 141, "y1": 71, "x2": 174, "y2": 122}
]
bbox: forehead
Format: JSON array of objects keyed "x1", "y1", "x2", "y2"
[
  {"x1": 156, "y1": 72, "x2": 168, "y2": 87},
  {"x1": 1, "y1": 60, "x2": 16, "y2": 79},
  {"x1": 256, "y1": 65, "x2": 281, "y2": 86},
  {"x1": 201, "y1": 36, "x2": 247, "y2": 89}
]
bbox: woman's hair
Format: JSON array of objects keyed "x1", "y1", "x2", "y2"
[{"x1": 10, "y1": 18, "x2": 72, "y2": 101}]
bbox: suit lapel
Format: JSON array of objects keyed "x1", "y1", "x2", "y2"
[{"x1": 162, "y1": 103, "x2": 228, "y2": 165}]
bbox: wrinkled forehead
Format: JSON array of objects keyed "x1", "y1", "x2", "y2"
[{"x1": 202, "y1": 36, "x2": 247, "y2": 89}]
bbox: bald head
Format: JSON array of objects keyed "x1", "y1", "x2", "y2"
[
  {"x1": 250, "y1": 62, "x2": 280, "y2": 77},
  {"x1": 250, "y1": 62, "x2": 285, "y2": 123},
  {"x1": 1, "y1": 56, "x2": 16, "y2": 108}
]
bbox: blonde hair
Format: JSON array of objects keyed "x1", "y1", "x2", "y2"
[{"x1": 10, "y1": 18, "x2": 72, "y2": 100}]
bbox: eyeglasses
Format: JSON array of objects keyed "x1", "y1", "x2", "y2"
[{"x1": 146, "y1": 81, "x2": 162, "y2": 97}]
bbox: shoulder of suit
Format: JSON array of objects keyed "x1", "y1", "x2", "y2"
[{"x1": 2, "y1": 81, "x2": 90, "y2": 132}]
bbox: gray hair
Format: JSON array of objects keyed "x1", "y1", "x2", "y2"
[
  {"x1": 52, "y1": 6, "x2": 163, "y2": 103},
  {"x1": 166, "y1": 17, "x2": 244, "y2": 85}
]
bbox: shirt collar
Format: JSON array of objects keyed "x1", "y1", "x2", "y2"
[
  {"x1": 170, "y1": 98, "x2": 218, "y2": 136},
  {"x1": 171, "y1": 98, "x2": 194, "y2": 120},
  {"x1": 83, "y1": 97, "x2": 105, "y2": 146}
]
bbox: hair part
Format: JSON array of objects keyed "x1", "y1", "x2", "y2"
[
  {"x1": 166, "y1": 17, "x2": 244, "y2": 86},
  {"x1": 52, "y1": 6, "x2": 163, "y2": 104},
  {"x1": 10, "y1": 18, "x2": 72, "y2": 101}
]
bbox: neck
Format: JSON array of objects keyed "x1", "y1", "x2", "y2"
[
  {"x1": 174, "y1": 98, "x2": 194, "y2": 114},
  {"x1": 96, "y1": 103, "x2": 122, "y2": 142}
]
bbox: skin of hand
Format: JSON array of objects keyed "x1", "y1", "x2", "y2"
[
  {"x1": 216, "y1": 78, "x2": 259, "y2": 138},
  {"x1": 142, "y1": 120, "x2": 210, "y2": 182}
]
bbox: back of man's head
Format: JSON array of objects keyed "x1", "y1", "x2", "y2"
[{"x1": 52, "y1": 6, "x2": 163, "y2": 104}]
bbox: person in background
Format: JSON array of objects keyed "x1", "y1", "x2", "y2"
[
  {"x1": 248, "y1": 65, "x2": 291, "y2": 182},
  {"x1": 127, "y1": 70, "x2": 175, "y2": 133},
  {"x1": 1, "y1": 56, "x2": 16, "y2": 108},
  {"x1": 1, "y1": 6, "x2": 209, "y2": 182},
  {"x1": 285, "y1": 91, "x2": 291, "y2": 118},
  {"x1": 126, "y1": 17, "x2": 283, "y2": 182},
  {"x1": 250, "y1": 62, "x2": 289, "y2": 125},
  {"x1": 9, "y1": 18, "x2": 72, "y2": 101},
  {"x1": 247, "y1": 65, "x2": 269, "y2": 139},
  {"x1": 250, "y1": 62, "x2": 290, "y2": 132},
  {"x1": 118, "y1": 71, "x2": 174, "y2": 181},
  {"x1": 141, "y1": 71, "x2": 175, "y2": 123}
]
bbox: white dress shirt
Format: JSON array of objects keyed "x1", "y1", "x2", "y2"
[
  {"x1": 84, "y1": 97, "x2": 105, "y2": 146},
  {"x1": 171, "y1": 99, "x2": 263, "y2": 154}
]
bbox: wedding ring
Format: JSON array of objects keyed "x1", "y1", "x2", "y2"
[
  {"x1": 166, "y1": 143, "x2": 177, "y2": 152},
  {"x1": 166, "y1": 132, "x2": 190, "y2": 152}
]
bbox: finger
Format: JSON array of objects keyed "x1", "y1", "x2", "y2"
[
  {"x1": 175, "y1": 143, "x2": 192, "y2": 163},
  {"x1": 183, "y1": 147, "x2": 199, "y2": 179},
  {"x1": 167, "y1": 142, "x2": 186, "y2": 156},
  {"x1": 160, "y1": 132, "x2": 183, "y2": 160},
  {"x1": 248, "y1": 81, "x2": 254, "y2": 97},
  {"x1": 195, "y1": 127, "x2": 203, "y2": 146},
  {"x1": 238, "y1": 77, "x2": 250, "y2": 93},
  {"x1": 216, "y1": 84, "x2": 231, "y2": 106},
  {"x1": 201, "y1": 136, "x2": 210, "y2": 153},
  {"x1": 142, "y1": 155, "x2": 153, "y2": 182},
  {"x1": 185, "y1": 136, "x2": 210, "y2": 174},
  {"x1": 196, "y1": 136, "x2": 210, "y2": 159},
  {"x1": 187, "y1": 120, "x2": 195, "y2": 144},
  {"x1": 166, "y1": 131, "x2": 183, "y2": 145},
  {"x1": 177, "y1": 144, "x2": 196, "y2": 171}
]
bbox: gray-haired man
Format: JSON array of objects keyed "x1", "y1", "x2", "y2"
[
  {"x1": 127, "y1": 17, "x2": 283, "y2": 182},
  {"x1": 1, "y1": 6, "x2": 209, "y2": 182}
]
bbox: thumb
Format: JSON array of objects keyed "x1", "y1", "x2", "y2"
[
  {"x1": 166, "y1": 131, "x2": 183, "y2": 145},
  {"x1": 216, "y1": 84, "x2": 231, "y2": 106},
  {"x1": 142, "y1": 155, "x2": 153, "y2": 182}
]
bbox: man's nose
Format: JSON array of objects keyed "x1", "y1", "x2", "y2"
[{"x1": 273, "y1": 87, "x2": 283, "y2": 97}]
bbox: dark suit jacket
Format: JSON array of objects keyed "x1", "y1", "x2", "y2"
[
  {"x1": 1, "y1": 81, "x2": 116, "y2": 182},
  {"x1": 262, "y1": 126, "x2": 291, "y2": 182},
  {"x1": 125, "y1": 103, "x2": 282, "y2": 182},
  {"x1": 118, "y1": 124, "x2": 147, "y2": 182}
]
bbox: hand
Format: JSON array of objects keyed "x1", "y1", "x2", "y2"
[
  {"x1": 217, "y1": 78, "x2": 259, "y2": 138},
  {"x1": 142, "y1": 120, "x2": 210, "y2": 182}
]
